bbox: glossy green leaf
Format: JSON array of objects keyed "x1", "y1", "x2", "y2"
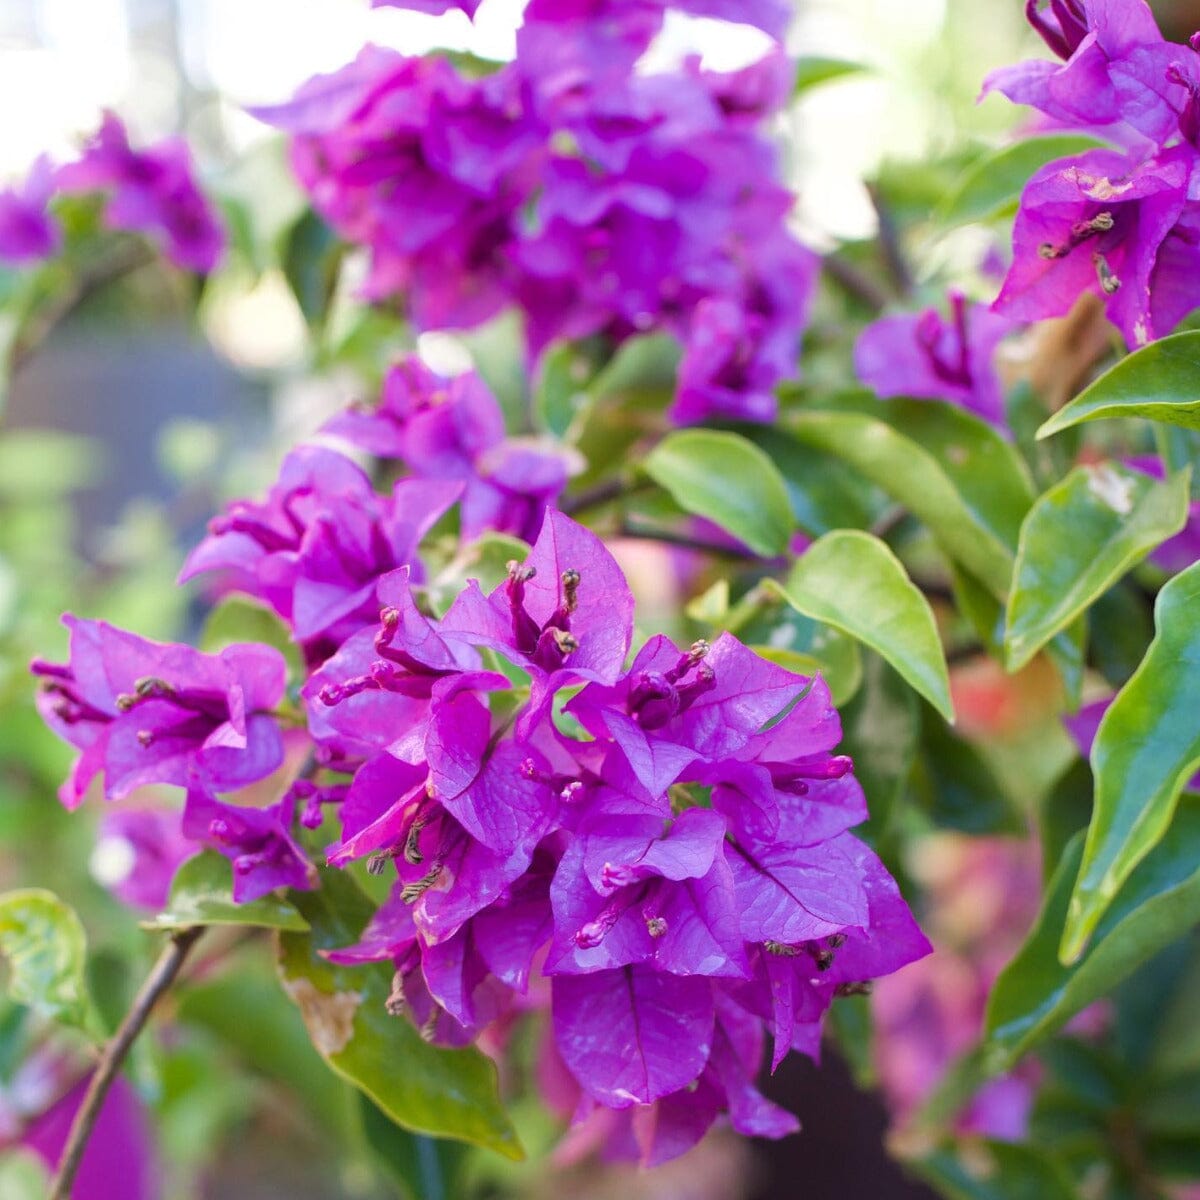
[
  {"x1": 145, "y1": 852, "x2": 311, "y2": 932},
  {"x1": 937, "y1": 134, "x2": 1108, "y2": 227},
  {"x1": 200, "y1": 595, "x2": 304, "y2": 681},
  {"x1": 1038, "y1": 331, "x2": 1200, "y2": 439},
  {"x1": 1088, "y1": 582, "x2": 1155, "y2": 689},
  {"x1": 0, "y1": 889, "x2": 100, "y2": 1037},
  {"x1": 283, "y1": 209, "x2": 344, "y2": 329},
  {"x1": 793, "y1": 56, "x2": 867, "y2": 96},
  {"x1": 1061, "y1": 561, "x2": 1200, "y2": 962},
  {"x1": 773, "y1": 530, "x2": 953, "y2": 721},
  {"x1": 986, "y1": 804, "x2": 1200, "y2": 1064},
  {"x1": 789, "y1": 394, "x2": 1034, "y2": 596},
  {"x1": 1005, "y1": 463, "x2": 1191, "y2": 670},
  {"x1": 910, "y1": 1139, "x2": 1078, "y2": 1200},
  {"x1": 643, "y1": 429, "x2": 794, "y2": 556},
  {"x1": 279, "y1": 871, "x2": 521, "y2": 1159}
]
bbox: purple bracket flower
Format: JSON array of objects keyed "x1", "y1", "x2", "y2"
[
  {"x1": 0, "y1": 155, "x2": 61, "y2": 266},
  {"x1": 31, "y1": 617, "x2": 287, "y2": 807},
  {"x1": 56, "y1": 111, "x2": 224, "y2": 273},
  {"x1": 855, "y1": 291, "x2": 1015, "y2": 430}
]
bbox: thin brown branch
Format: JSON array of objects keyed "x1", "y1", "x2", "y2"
[
  {"x1": 821, "y1": 253, "x2": 889, "y2": 312},
  {"x1": 47, "y1": 926, "x2": 204, "y2": 1200},
  {"x1": 560, "y1": 477, "x2": 629, "y2": 516},
  {"x1": 618, "y1": 521, "x2": 764, "y2": 561},
  {"x1": 866, "y1": 182, "x2": 913, "y2": 298}
]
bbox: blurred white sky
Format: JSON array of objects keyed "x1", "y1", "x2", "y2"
[{"x1": 0, "y1": 0, "x2": 1030, "y2": 241}]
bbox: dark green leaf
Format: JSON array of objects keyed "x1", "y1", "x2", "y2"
[
  {"x1": 283, "y1": 210, "x2": 344, "y2": 329},
  {"x1": 910, "y1": 1138, "x2": 1079, "y2": 1200},
  {"x1": 837, "y1": 654, "x2": 919, "y2": 843},
  {"x1": 1038, "y1": 331, "x2": 1200, "y2": 438},
  {"x1": 1038, "y1": 760, "x2": 1093, "y2": 885},
  {"x1": 279, "y1": 871, "x2": 521, "y2": 1159},
  {"x1": 0, "y1": 889, "x2": 100, "y2": 1037},
  {"x1": 1062, "y1": 561, "x2": 1200, "y2": 962},
  {"x1": 912, "y1": 711, "x2": 1023, "y2": 835},
  {"x1": 937, "y1": 135, "x2": 1109, "y2": 227},
  {"x1": 986, "y1": 804, "x2": 1200, "y2": 1065},
  {"x1": 1088, "y1": 582, "x2": 1155, "y2": 689},
  {"x1": 788, "y1": 394, "x2": 1034, "y2": 596},
  {"x1": 644, "y1": 429, "x2": 795, "y2": 556},
  {"x1": 747, "y1": 428, "x2": 888, "y2": 536},
  {"x1": 773, "y1": 530, "x2": 953, "y2": 720},
  {"x1": 145, "y1": 852, "x2": 311, "y2": 932},
  {"x1": 1005, "y1": 463, "x2": 1190, "y2": 670},
  {"x1": 360, "y1": 1094, "x2": 465, "y2": 1200}
]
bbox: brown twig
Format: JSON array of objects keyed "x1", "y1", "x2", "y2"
[
  {"x1": 821, "y1": 252, "x2": 890, "y2": 312},
  {"x1": 617, "y1": 521, "x2": 764, "y2": 561},
  {"x1": 866, "y1": 182, "x2": 913, "y2": 298},
  {"x1": 47, "y1": 926, "x2": 204, "y2": 1200},
  {"x1": 561, "y1": 477, "x2": 630, "y2": 516}
]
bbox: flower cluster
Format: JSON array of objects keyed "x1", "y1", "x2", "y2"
[
  {"x1": 854, "y1": 290, "x2": 1014, "y2": 430},
  {"x1": 253, "y1": 10, "x2": 816, "y2": 423},
  {"x1": 32, "y1": 379, "x2": 928, "y2": 1159},
  {"x1": 987, "y1": 0, "x2": 1200, "y2": 346},
  {"x1": 0, "y1": 111, "x2": 224, "y2": 273}
]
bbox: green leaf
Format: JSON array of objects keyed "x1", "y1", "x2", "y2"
[
  {"x1": 643, "y1": 429, "x2": 795, "y2": 556},
  {"x1": 279, "y1": 871, "x2": 521, "y2": 1159},
  {"x1": 1005, "y1": 463, "x2": 1191, "y2": 670},
  {"x1": 0, "y1": 889, "x2": 101, "y2": 1037},
  {"x1": 534, "y1": 342, "x2": 600, "y2": 440},
  {"x1": 912, "y1": 709, "x2": 1023, "y2": 835},
  {"x1": 145, "y1": 852, "x2": 311, "y2": 932},
  {"x1": 910, "y1": 1139, "x2": 1079, "y2": 1200},
  {"x1": 937, "y1": 135, "x2": 1108, "y2": 227},
  {"x1": 283, "y1": 209, "x2": 344, "y2": 329},
  {"x1": 1037, "y1": 760, "x2": 1093, "y2": 885},
  {"x1": 839, "y1": 654, "x2": 920, "y2": 843},
  {"x1": 793, "y1": 56, "x2": 867, "y2": 96},
  {"x1": 360, "y1": 1094, "x2": 465, "y2": 1200},
  {"x1": 200, "y1": 595, "x2": 304, "y2": 681},
  {"x1": 789, "y1": 394, "x2": 1034, "y2": 596},
  {"x1": 773, "y1": 530, "x2": 953, "y2": 721},
  {"x1": 747, "y1": 428, "x2": 889, "y2": 536},
  {"x1": 986, "y1": 804, "x2": 1200, "y2": 1065},
  {"x1": 1061, "y1": 561, "x2": 1200, "y2": 963},
  {"x1": 1038, "y1": 331, "x2": 1200, "y2": 439}
]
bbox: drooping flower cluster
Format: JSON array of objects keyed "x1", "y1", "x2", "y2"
[
  {"x1": 854, "y1": 291, "x2": 1015, "y2": 430},
  {"x1": 987, "y1": 0, "x2": 1200, "y2": 346},
  {"x1": 0, "y1": 111, "x2": 224, "y2": 273},
  {"x1": 31, "y1": 385, "x2": 928, "y2": 1159},
  {"x1": 253, "y1": 9, "x2": 816, "y2": 423}
]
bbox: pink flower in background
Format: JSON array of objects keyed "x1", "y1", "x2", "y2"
[
  {"x1": 872, "y1": 834, "x2": 1043, "y2": 1140},
  {"x1": 855, "y1": 291, "x2": 1014, "y2": 429},
  {"x1": 0, "y1": 156, "x2": 60, "y2": 266}
]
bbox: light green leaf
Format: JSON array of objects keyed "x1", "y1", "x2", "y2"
[
  {"x1": 0, "y1": 889, "x2": 101, "y2": 1037},
  {"x1": 789, "y1": 394, "x2": 1034, "y2": 596},
  {"x1": 1061, "y1": 561, "x2": 1200, "y2": 963},
  {"x1": 145, "y1": 852, "x2": 311, "y2": 932},
  {"x1": 279, "y1": 871, "x2": 522, "y2": 1159},
  {"x1": 1038, "y1": 331, "x2": 1200, "y2": 439},
  {"x1": 937, "y1": 135, "x2": 1108, "y2": 227},
  {"x1": 773, "y1": 530, "x2": 953, "y2": 721},
  {"x1": 986, "y1": 805, "x2": 1200, "y2": 1065},
  {"x1": 644, "y1": 429, "x2": 795, "y2": 556},
  {"x1": 1005, "y1": 463, "x2": 1191, "y2": 670},
  {"x1": 793, "y1": 56, "x2": 867, "y2": 96}
]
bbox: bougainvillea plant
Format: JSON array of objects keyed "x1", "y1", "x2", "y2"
[{"x1": 5, "y1": 0, "x2": 1200, "y2": 1197}]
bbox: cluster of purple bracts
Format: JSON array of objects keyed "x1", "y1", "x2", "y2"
[
  {"x1": 253, "y1": 3, "x2": 815, "y2": 425},
  {"x1": 0, "y1": 112, "x2": 224, "y2": 274},
  {"x1": 986, "y1": 0, "x2": 1200, "y2": 347},
  {"x1": 31, "y1": 355, "x2": 929, "y2": 1163}
]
